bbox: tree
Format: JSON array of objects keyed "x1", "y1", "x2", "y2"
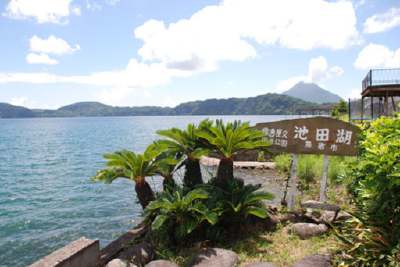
[
  {"x1": 198, "y1": 120, "x2": 269, "y2": 183},
  {"x1": 331, "y1": 99, "x2": 348, "y2": 118},
  {"x1": 92, "y1": 145, "x2": 167, "y2": 209},
  {"x1": 156, "y1": 120, "x2": 211, "y2": 188}
]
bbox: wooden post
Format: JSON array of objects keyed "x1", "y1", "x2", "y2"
[
  {"x1": 287, "y1": 153, "x2": 298, "y2": 211},
  {"x1": 319, "y1": 155, "x2": 329, "y2": 202}
]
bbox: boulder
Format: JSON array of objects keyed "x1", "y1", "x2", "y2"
[
  {"x1": 106, "y1": 259, "x2": 137, "y2": 267},
  {"x1": 293, "y1": 254, "x2": 331, "y2": 267},
  {"x1": 188, "y1": 248, "x2": 238, "y2": 267},
  {"x1": 244, "y1": 262, "x2": 277, "y2": 267},
  {"x1": 291, "y1": 223, "x2": 328, "y2": 239},
  {"x1": 301, "y1": 201, "x2": 340, "y2": 212},
  {"x1": 145, "y1": 260, "x2": 179, "y2": 267},
  {"x1": 319, "y1": 211, "x2": 352, "y2": 224},
  {"x1": 118, "y1": 242, "x2": 155, "y2": 266}
]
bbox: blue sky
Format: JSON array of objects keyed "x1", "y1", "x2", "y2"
[{"x1": 0, "y1": 0, "x2": 399, "y2": 109}]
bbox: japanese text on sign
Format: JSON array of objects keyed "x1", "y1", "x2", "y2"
[{"x1": 254, "y1": 117, "x2": 360, "y2": 156}]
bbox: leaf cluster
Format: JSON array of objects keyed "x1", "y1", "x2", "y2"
[{"x1": 336, "y1": 114, "x2": 400, "y2": 266}]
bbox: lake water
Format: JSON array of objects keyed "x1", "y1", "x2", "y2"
[{"x1": 0, "y1": 115, "x2": 299, "y2": 267}]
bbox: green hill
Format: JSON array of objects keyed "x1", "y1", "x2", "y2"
[
  {"x1": 0, "y1": 93, "x2": 323, "y2": 118},
  {"x1": 174, "y1": 93, "x2": 314, "y2": 115},
  {"x1": 0, "y1": 103, "x2": 35, "y2": 118}
]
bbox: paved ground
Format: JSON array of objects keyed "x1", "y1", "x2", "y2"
[{"x1": 200, "y1": 159, "x2": 287, "y2": 206}]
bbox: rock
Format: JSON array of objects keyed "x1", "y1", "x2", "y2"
[
  {"x1": 293, "y1": 254, "x2": 331, "y2": 267},
  {"x1": 291, "y1": 223, "x2": 328, "y2": 239},
  {"x1": 106, "y1": 259, "x2": 137, "y2": 267},
  {"x1": 188, "y1": 248, "x2": 238, "y2": 267},
  {"x1": 145, "y1": 260, "x2": 179, "y2": 267},
  {"x1": 301, "y1": 201, "x2": 340, "y2": 212},
  {"x1": 320, "y1": 211, "x2": 352, "y2": 224},
  {"x1": 244, "y1": 262, "x2": 277, "y2": 267},
  {"x1": 100, "y1": 225, "x2": 148, "y2": 266},
  {"x1": 118, "y1": 242, "x2": 155, "y2": 266}
]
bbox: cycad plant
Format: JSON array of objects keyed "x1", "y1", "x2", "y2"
[
  {"x1": 153, "y1": 147, "x2": 179, "y2": 191},
  {"x1": 92, "y1": 145, "x2": 169, "y2": 209},
  {"x1": 206, "y1": 178, "x2": 274, "y2": 222},
  {"x1": 144, "y1": 188, "x2": 218, "y2": 244},
  {"x1": 198, "y1": 120, "x2": 269, "y2": 183},
  {"x1": 156, "y1": 120, "x2": 211, "y2": 188}
]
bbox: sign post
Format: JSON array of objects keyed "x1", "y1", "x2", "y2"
[
  {"x1": 254, "y1": 117, "x2": 359, "y2": 210},
  {"x1": 287, "y1": 153, "x2": 298, "y2": 210},
  {"x1": 319, "y1": 154, "x2": 329, "y2": 202}
]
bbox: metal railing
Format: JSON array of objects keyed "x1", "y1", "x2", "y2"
[{"x1": 362, "y1": 68, "x2": 400, "y2": 91}]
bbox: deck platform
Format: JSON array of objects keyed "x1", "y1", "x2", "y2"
[{"x1": 360, "y1": 68, "x2": 400, "y2": 118}]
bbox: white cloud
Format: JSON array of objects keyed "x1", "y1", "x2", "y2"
[
  {"x1": 355, "y1": 0, "x2": 367, "y2": 8},
  {"x1": 96, "y1": 87, "x2": 154, "y2": 106},
  {"x1": 1, "y1": 0, "x2": 357, "y2": 106},
  {"x1": 97, "y1": 87, "x2": 135, "y2": 106},
  {"x1": 26, "y1": 53, "x2": 59, "y2": 65},
  {"x1": 85, "y1": 0, "x2": 120, "y2": 11},
  {"x1": 10, "y1": 97, "x2": 29, "y2": 107},
  {"x1": 29, "y1": 35, "x2": 80, "y2": 55},
  {"x1": 354, "y1": 43, "x2": 400, "y2": 70},
  {"x1": 105, "y1": 0, "x2": 120, "y2": 6},
  {"x1": 0, "y1": 59, "x2": 191, "y2": 88},
  {"x1": 3, "y1": 0, "x2": 80, "y2": 24},
  {"x1": 134, "y1": 0, "x2": 359, "y2": 72},
  {"x1": 275, "y1": 56, "x2": 344, "y2": 92},
  {"x1": 364, "y1": 7, "x2": 400, "y2": 34},
  {"x1": 345, "y1": 88, "x2": 362, "y2": 100}
]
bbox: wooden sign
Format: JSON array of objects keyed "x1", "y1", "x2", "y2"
[
  {"x1": 254, "y1": 117, "x2": 360, "y2": 156},
  {"x1": 255, "y1": 117, "x2": 360, "y2": 209}
]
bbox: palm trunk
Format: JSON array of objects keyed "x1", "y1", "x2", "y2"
[
  {"x1": 217, "y1": 157, "x2": 234, "y2": 182},
  {"x1": 135, "y1": 178, "x2": 155, "y2": 209},
  {"x1": 183, "y1": 158, "x2": 203, "y2": 188}
]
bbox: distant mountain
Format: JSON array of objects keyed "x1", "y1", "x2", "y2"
[
  {"x1": 0, "y1": 93, "x2": 326, "y2": 118},
  {"x1": 283, "y1": 82, "x2": 342, "y2": 104},
  {"x1": 0, "y1": 103, "x2": 35, "y2": 118}
]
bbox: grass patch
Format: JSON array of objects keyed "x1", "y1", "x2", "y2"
[
  {"x1": 152, "y1": 220, "x2": 341, "y2": 267},
  {"x1": 233, "y1": 224, "x2": 339, "y2": 267}
]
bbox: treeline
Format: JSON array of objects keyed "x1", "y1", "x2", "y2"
[{"x1": 1, "y1": 93, "x2": 326, "y2": 118}]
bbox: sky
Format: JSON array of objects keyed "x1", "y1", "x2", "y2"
[{"x1": 0, "y1": 0, "x2": 400, "y2": 109}]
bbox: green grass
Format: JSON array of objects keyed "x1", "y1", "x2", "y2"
[
  {"x1": 232, "y1": 224, "x2": 340, "y2": 267},
  {"x1": 153, "y1": 221, "x2": 341, "y2": 267}
]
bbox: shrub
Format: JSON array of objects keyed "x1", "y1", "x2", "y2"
[
  {"x1": 336, "y1": 114, "x2": 400, "y2": 266},
  {"x1": 207, "y1": 178, "x2": 274, "y2": 222},
  {"x1": 144, "y1": 178, "x2": 274, "y2": 246},
  {"x1": 274, "y1": 154, "x2": 291, "y2": 174},
  {"x1": 144, "y1": 187, "x2": 218, "y2": 244},
  {"x1": 297, "y1": 155, "x2": 321, "y2": 190}
]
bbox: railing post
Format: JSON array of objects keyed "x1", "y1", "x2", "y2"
[
  {"x1": 348, "y1": 98, "x2": 351, "y2": 122},
  {"x1": 361, "y1": 97, "x2": 364, "y2": 121},
  {"x1": 371, "y1": 96, "x2": 374, "y2": 120},
  {"x1": 369, "y1": 69, "x2": 372, "y2": 87}
]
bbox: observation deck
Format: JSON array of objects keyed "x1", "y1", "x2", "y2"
[{"x1": 362, "y1": 68, "x2": 400, "y2": 97}]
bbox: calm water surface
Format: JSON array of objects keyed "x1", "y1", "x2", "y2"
[{"x1": 0, "y1": 115, "x2": 299, "y2": 267}]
